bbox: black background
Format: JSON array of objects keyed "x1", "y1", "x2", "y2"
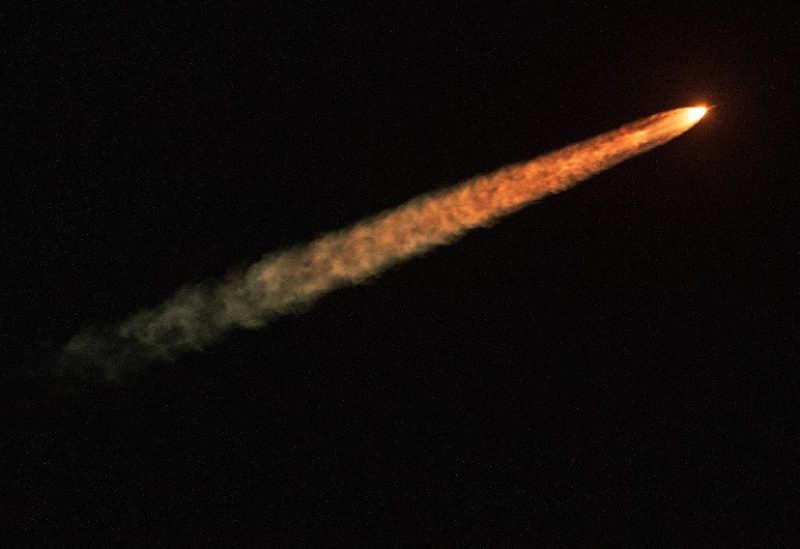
[{"x1": 4, "y1": 3, "x2": 800, "y2": 545}]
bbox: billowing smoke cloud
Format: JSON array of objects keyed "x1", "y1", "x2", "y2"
[{"x1": 60, "y1": 107, "x2": 706, "y2": 379}]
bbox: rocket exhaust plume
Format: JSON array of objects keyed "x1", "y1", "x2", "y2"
[{"x1": 60, "y1": 106, "x2": 706, "y2": 379}]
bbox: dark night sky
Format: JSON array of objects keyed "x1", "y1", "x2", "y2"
[{"x1": 4, "y1": 3, "x2": 800, "y2": 545}]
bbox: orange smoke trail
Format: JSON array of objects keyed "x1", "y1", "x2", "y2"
[{"x1": 61, "y1": 107, "x2": 705, "y2": 378}]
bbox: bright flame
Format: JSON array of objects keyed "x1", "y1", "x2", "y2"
[{"x1": 686, "y1": 106, "x2": 707, "y2": 123}]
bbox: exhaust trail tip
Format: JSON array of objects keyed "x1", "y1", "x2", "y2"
[{"x1": 685, "y1": 106, "x2": 708, "y2": 124}]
